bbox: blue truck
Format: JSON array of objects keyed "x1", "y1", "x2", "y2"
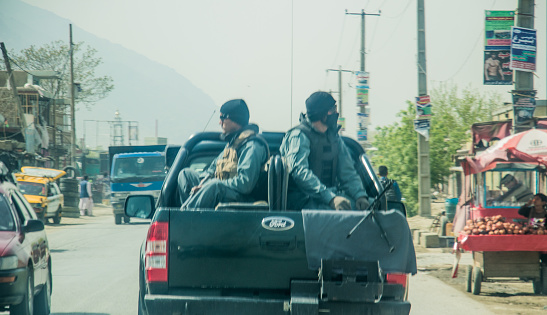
[
  {"x1": 124, "y1": 131, "x2": 417, "y2": 315},
  {"x1": 109, "y1": 145, "x2": 168, "y2": 225}
]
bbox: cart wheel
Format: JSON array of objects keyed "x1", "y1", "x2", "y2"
[
  {"x1": 541, "y1": 264, "x2": 547, "y2": 295},
  {"x1": 472, "y1": 266, "x2": 482, "y2": 295},
  {"x1": 533, "y1": 279, "x2": 542, "y2": 294},
  {"x1": 465, "y1": 265, "x2": 473, "y2": 293}
]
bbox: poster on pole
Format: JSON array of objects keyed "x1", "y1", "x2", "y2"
[
  {"x1": 484, "y1": 11, "x2": 514, "y2": 47},
  {"x1": 484, "y1": 50, "x2": 512, "y2": 85},
  {"x1": 355, "y1": 71, "x2": 369, "y2": 107},
  {"x1": 512, "y1": 90, "x2": 536, "y2": 125},
  {"x1": 484, "y1": 10, "x2": 514, "y2": 85},
  {"x1": 357, "y1": 112, "x2": 369, "y2": 130},
  {"x1": 338, "y1": 117, "x2": 346, "y2": 132},
  {"x1": 355, "y1": 71, "x2": 370, "y2": 88},
  {"x1": 357, "y1": 129, "x2": 367, "y2": 142},
  {"x1": 416, "y1": 95, "x2": 432, "y2": 117},
  {"x1": 414, "y1": 119, "x2": 430, "y2": 141},
  {"x1": 510, "y1": 26, "x2": 537, "y2": 72},
  {"x1": 356, "y1": 88, "x2": 368, "y2": 106}
]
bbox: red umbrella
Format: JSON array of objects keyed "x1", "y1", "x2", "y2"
[{"x1": 462, "y1": 129, "x2": 547, "y2": 175}]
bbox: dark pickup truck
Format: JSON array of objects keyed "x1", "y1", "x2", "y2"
[{"x1": 125, "y1": 131, "x2": 417, "y2": 315}]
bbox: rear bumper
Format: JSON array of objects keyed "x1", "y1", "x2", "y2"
[
  {"x1": 144, "y1": 294, "x2": 411, "y2": 315},
  {"x1": 0, "y1": 267, "x2": 28, "y2": 307}
]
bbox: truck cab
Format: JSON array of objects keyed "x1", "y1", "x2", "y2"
[
  {"x1": 125, "y1": 131, "x2": 416, "y2": 315},
  {"x1": 109, "y1": 145, "x2": 168, "y2": 224}
]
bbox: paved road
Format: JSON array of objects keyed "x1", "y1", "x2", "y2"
[
  {"x1": 45, "y1": 205, "x2": 149, "y2": 315},
  {"x1": 1, "y1": 203, "x2": 502, "y2": 314},
  {"x1": 410, "y1": 250, "x2": 496, "y2": 315}
]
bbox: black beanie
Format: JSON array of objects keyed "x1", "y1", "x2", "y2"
[
  {"x1": 305, "y1": 91, "x2": 336, "y2": 122},
  {"x1": 220, "y1": 99, "x2": 249, "y2": 126}
]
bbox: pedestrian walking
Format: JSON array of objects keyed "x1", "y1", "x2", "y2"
[
  {"x1": 79, "y1": 175, "x2": 93, "y2": 216},
  {"x1": 378, "y1": 165, "x2": 402, "y2": 202}
]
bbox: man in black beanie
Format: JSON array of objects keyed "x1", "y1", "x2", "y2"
[
  {"x1": 178, "y1": 99, "x2": 269, "y2": 209},
  {"x1": 280, "y1": 91, "x2": 370, "y2": 211}
]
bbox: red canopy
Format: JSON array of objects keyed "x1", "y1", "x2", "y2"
[{"x1": 462, "y1": 129, "x2": 547, "y2": 175}]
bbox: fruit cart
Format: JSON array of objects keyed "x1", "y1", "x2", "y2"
[
  {"x1": 452, "y1": 129, "x2": 547, "y2": 295},
  {"x1": 458, "y1": 233, "x2": 547, "y2": 295}
]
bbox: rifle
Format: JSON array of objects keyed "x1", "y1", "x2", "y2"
[{"x1": 347, "y1": 180, "x2": 395, "y2": 253}]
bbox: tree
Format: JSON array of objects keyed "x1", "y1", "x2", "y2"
[
  {"x1": 1, "y1": 40, "x2": 113, "y2": 109},
  {"x1": 371, "y1": 84, "x2": 502, "y2": 216}
]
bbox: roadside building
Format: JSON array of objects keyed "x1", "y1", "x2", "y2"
[{"x1": 0, "y1": 70, "x2": 74, "y2": 171}]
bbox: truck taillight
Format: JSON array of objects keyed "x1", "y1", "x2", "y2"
[
  {"x1": 386, "y1": 273, "x2": 409, "y2": 300},
  {"x1": 145, "y1": 222, "x2": 168, "y2": 282},
  {"x1": 386, "y1": 273, "x2": 408, "y2": 288}
]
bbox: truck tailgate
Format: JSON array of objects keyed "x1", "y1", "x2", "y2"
[{"x1": 168, "y1": 210, "x2": 316, "y2": 290}]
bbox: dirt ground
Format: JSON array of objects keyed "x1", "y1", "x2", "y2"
[{"x1": 409, "y1": 199, "x2": 547, "y2": 315}]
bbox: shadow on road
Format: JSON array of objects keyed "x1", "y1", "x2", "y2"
[{"x1": 50, "y1": 249, "x2": 68, "y2": 253}]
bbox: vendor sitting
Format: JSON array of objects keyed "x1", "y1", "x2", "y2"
[
  {"x1": 494, "y1": 174, "x2": 534, "y2": 203},
  {"x1": 518, "y1": 193, "x2": 547, "y2": 224}
]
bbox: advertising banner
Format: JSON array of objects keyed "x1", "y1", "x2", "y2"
[
  {"x1": 357, "y1": 129, "x2": 367, "y2": 141},
  {"x1": 510, "y1": 26, "x2": 537, "y2": 72},
  {"x1": 355, "y1": 71, "x2": 369, "y2": 107},
  {"x1": 414, "y1": 119, "x2": 430, "y2": 141},
  {"x1": 338, "y1": 117, "x2": 346, "y2": 132},
  {"x1": 484, "y1": 10, "x2": 514, "y2": 85},
  {"x1": 357, "y1": 112, "x2": 369, "y2": 130},
  {"x1": 356, "y1": 88, "x2": 368, "y2": 106},
  {"x1": 484, "y1": 50, "x2": 512, "y2": 85},
  {"x1": 416, "y1": 95, "x2": 432, "y2": 117},
  {"x1": 355, "y1": 71, "x2": 370, "y2": 88},
  {"x1": 512, "y1": 90, "x2": 537, "y2": 125},
  {"x1": 484, "y1": 11, "x2": 515, "y2": 48}
]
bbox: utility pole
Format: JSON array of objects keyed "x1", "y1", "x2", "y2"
[
  {"x1": 513, "y1": 0, "x2": 535, "y2": 133},
  {"x1": 326, "y1": 66, "x2": 353, "y2": 118},
  {"x1": 346, "y1": 9, "x2": 380, "y2": 146},
  {"x1": 417, "y1": 0, "x2": 431, "y2": 216},
  {"x1": 346, "y1": 10, "x2": 381, "y2": 72},
  {"x1": 1, "y1": 42, "x2": 27, "y2": 141},
  {"x1": 69, "y1": 24, "x2": 76, "y2": 166}
]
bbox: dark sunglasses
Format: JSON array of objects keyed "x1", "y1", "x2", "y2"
[{"x1": 220, "y1": 114, "x2": 229, "y2": 121}]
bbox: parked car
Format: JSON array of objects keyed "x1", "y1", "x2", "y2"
[
  {"x1": 15, "y1": 167, "x2": 65, "y2": 224},
  {"x1": 0, "y1": 162, "x2": 52, "y2": 314}
]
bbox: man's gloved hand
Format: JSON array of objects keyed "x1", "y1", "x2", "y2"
[
  {"x1": 330, "y1": 196, "x2": 352, "y2": 210},
  {"x1": 356, "y1": 197, "x2": 370, "y2": 210}
]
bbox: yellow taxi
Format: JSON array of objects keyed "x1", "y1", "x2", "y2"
[{"x1": 15, "y1": 167, "x2": 65, "y2": 224}]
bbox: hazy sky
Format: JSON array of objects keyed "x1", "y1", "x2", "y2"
[{"x1": 20, "y1": 0, "x2": 547, "y2": 139}]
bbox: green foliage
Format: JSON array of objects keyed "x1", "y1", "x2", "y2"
[
  {"x1": 2, "y1": 40, "x2": 113, "y2": 109},
  {"x1": 371, "y1": 84, "x2": 502, "y2": 216}
]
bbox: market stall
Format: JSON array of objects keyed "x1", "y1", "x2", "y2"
[{"x1": 453, "y1": 129, "x2": 547, "y2": 295}]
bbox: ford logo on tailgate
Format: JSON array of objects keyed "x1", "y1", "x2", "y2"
[{"x1": 261, "y1": 216, "x2": 295, "y2": 231}]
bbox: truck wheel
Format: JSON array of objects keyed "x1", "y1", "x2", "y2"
[
  {"x1": 123, "y1": 215, "x2": 130, "y2": 224},
  {"x1": 115, "y1": 214, "x2": 122, "y2": 225},
  {"x1": 465, "y1": 265, "x2": 473, "y2": 292},
  {"x1": 472, "y1": 266, "x2": 482, "y2": 295},
  {"x1": 53, "y1": 208, "x2": 62, "y2": 224}
]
